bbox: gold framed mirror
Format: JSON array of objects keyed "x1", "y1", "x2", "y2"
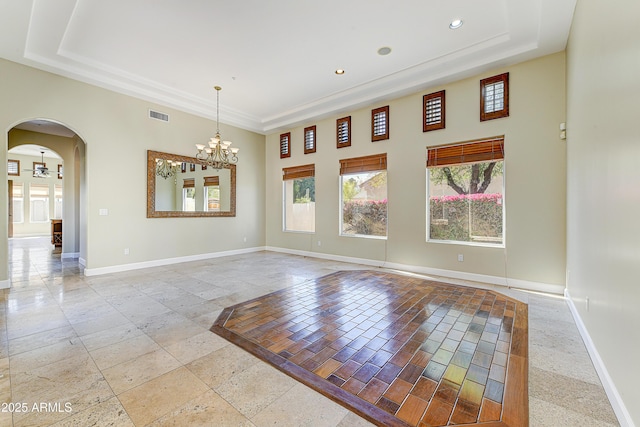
[{"x1": 147, "y1": 150, "x2": 236, "y2": 218}]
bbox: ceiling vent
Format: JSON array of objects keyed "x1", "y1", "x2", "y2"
[{"x1": 149, "y1": 109, "x2": 169, "y2": 122}]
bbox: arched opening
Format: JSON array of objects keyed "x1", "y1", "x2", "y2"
[{"x1": 5, "y1": 119, "x2": 86, "y2": 285}]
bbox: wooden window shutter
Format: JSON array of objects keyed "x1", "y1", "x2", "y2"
[
  {"x1": 427, "y1": 136, "x2": 504, "y2": 167},
  {"x1": 304, "y1": 126, "x2": 316, "y2": 154},
  {"x1": 282, "y1": 164, "x2": 315, "y2": 181},
  {"x1": 481, "y1": 73, "x2": 509, "y2": 121},
  {"x1": 371, "y1": 106, "x2": 389, "y2": 141},
  {"x1": 203, "y1": 176, "x2": 220, "y2": 186},
  {"x1": 423, "y1": 90, "x2": 445, "y2": 132},
  {"x1": 340, "y1": 153, "x2": 387, "y2": 175},
  {"x1": 336, "y1": 116, "x2": 351, "y2": 148},
  {"x1": 280, "y1": 132, "x2": 291, "y2": 158},
  {"x1": 183, "y1": 178, "x2": 195, "y2": 188}
]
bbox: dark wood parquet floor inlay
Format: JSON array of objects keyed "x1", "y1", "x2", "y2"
[{"x1": 211, "y1": 270, "x2": 528, "y2": 427}]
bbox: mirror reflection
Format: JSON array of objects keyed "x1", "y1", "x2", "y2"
[{"x1": 147, "y1": 150, "x2": 236, "y2": 217}]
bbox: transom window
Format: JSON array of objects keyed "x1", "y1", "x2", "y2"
[
  {"x1": 337, "y1": 116, "x2": 351, "y2": 148},
  {"x1": 8, "y1": 159, "x2": 19, "y2": 176},
  {"x1": 340, "y1": 153, "x2": 387, "y2": 238},
  {"x1": 371, "y1": 106, "x2": 389, "y2": 141},
  {"x1": 304, "y1": 126, "x2": 316, "y2": 154},
  {"x1": 280, "y1": 132, "x2": 291, "y2": 158},
  {"x1": 283, "y1": 164, "x2": 315, "y2": 233},
  {"x1": 427, "y1": 137, "x2": 505, "y2": 245},
  {"x1": 480, "y1": 73, "x2": 509, "y2": 121},
  {"x1": 423, "y1": 90, "x2": 446, "y2": 132}
]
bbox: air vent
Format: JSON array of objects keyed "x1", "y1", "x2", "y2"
[{"x1": 149, "y1": 109, "x2": 169, "y2": 122}]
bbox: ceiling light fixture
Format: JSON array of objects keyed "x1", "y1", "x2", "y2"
[
  {"x1": 449, "y1": 19, "x2": 463, "y2": 29},
  {"x1": 195, "y1": 86, "x2": 239, "y2": 169},
  {"x1": 377, "y1": 46, "x2": 392, "y2": 56},
  {"x1": 335, "y1": 69, "x2": 345, "y2": 75}
]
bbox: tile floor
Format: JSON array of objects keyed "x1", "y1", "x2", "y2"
[
  {"x1": 213, "y1": 270, "x2": 528, "y2": 426},
  {"x1": 0, "y1": 237, "x2": 620, "y2": 426}
]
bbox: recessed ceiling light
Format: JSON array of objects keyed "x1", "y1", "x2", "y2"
[
  {"x1": 449, "y1": 19, "x2": 463, "y2": 29},
  {"x1": 377, "y1": 46, "x2": 392, "y2": 56},
  {"x1": 335, "y1": 69, "x2": 345, "y2": 75}
]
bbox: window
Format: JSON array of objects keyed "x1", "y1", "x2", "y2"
[
  {"x1": 182, "y1": 178, "x2": 195, "y2": 211},
  {"x1": 33, "y1": 161, "x2": 46, "y2": 178},
  {"x1": 336, "y1": 116, "x2": 351, "y2": 148},
  {"x1": 54, "y1": 184, "x2": 63, "y2": 219},
  {"x1": 371, "y1": 106, "x2": 389, "y2": 141},
  {"x1": 280, "y1": 132, "x2": 291, "y2": 158},
  {"x1": 423, "y1": 90, "x2": 445, "y2": 132},
  {"x1": 304, "y1": 126, "x2": 316, "y2": 154},
  {"x1": 204, "y1": 176, "x2": 220, "y2": 212},
  {"x1": 12, "y1": 183, "x2": 24, "y2": 223},
  {"x1": 480, "y1": 73, "x2": 509, "y2": 121},
  {"x1": 427, "y1": 137, "x2": 505, "y2": 245},
  {"x1": 8, "y1": 159, "x2": 19, "y2": 176},
  {"x1": 57, "y1": 164, "x2": 63, "y2": 179},
  {"x1": 29, "y1": 183, "x2": 50, "y2": 223},
  {"x1": 340, "y1": 153, "x2": 387, "y2": 238},
  {"x1": 283, "y1": 164, "x2": 315, "y2": 233}
]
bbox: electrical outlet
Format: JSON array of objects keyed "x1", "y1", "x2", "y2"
[
  {"x1": 317, "y1": 241, "x2": 322, "y2": 246},
  {"x1": 124, "y1": 248, "x2": 130, "y2": 255},
  {"x1": 457, "y1": 254, "x2": 464, "y2": 262}
]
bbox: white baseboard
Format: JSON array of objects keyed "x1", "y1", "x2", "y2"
[
  {"x1": 0, "y1": 279, "x2": 9, "y2": 290},
  {"x1": 565, "y1": 290, "x2": 635, "y2": 427},
  {"x1": 62, "y1": 252, "x2": 80, "y2": 259},
  {"x1": 265, "y1": 246, "x2": 565, "y2": 295},
  {"x1": 83, "y1": 246, "x2": 266, "y2": 276}
]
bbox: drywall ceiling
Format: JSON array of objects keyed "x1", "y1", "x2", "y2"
[{"x1": 0, "y1": 0, "x2": 576, "y2": 134}]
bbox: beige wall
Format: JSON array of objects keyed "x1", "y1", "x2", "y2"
[
  {"x1": 0, "y1": 58, "x2": 266, "y2": 282},
  {"x1": 266, "y1": 52, "x2": 567, "y2": 290},
  {"x1": 566, "y1": 0, "x2": 640, "y2": 424}
]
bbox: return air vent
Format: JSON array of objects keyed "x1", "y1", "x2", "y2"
[{"x1": 149, "y1": 109, "x2": 169, "y2": 122}]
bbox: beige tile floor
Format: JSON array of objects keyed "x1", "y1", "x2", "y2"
[{"x1": 0, "y1": 237, "x2": 619, "y2": 427}]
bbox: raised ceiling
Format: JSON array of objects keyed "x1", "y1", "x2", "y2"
[{"x1": 0, "y1": 0, "x2": 576, "y2": 134}]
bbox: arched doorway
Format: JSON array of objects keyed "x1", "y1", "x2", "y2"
[{"x1": 6, "y1": 119, "x2": 86, "y2": 284}]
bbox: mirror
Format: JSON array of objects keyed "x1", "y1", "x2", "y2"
[{"x1": 147, "y1": 150, "x2": 236, "y2": 217}]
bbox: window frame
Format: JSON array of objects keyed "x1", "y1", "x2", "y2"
[
  {"x1": 371, "y1": 106, "x2": 389, "y2": 142},
  {"x1": 480, "y1": 72, "x2": 509, "y2": 121},
  {"x1": 280, "y1": 132, "x2": 291, "y2": 159},
  {"x1": 203, "y1": 176, "x2": 221, "y2": 212},
  {"x1": 339, "y1": 153, "x2": 388, "y2": 239},
  {"x1": 12, "y1": 182, "x2": 24, "y2": 224},
  {"x1": 423, "y1": 90, "x2": 446, "y2": 132},
  {"x1": 304, "y1": 126, "x2": 316, "y2": 154},
  {"x1": 282, "y1": 164, "x2": 315, "y2": 233},
  {"x1": 426, "y1": 137, "x2": 505, "y2": 247},
  {"x1": 336, "y1": 116, "x2": 351, "y2": 148},
  {"x1": 8, "y1": 159, "x2": 20, "y2": 176},
  {"x1": 57, "y1": 164, "x2": 63, "y2": 179}
]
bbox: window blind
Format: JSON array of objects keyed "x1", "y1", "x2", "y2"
[
  {"x1": 371, "y1": 106, "x2": 389, "y2": 141},
  {"x1": 423, "y1": 90, "x2": 445, "y2": 132},
  {"x1": 282, "y1": 164, "x2": 315, "y2": 181},
  {"x1": 8, "y1": 159, "x2": 19, "y2": 176},
  {"x1": 183, "y1": 178, "x2": 195, "y2": 188},
  {"x1": 280, "y1": 132, "x2": 291, "y2": 158},
  {"x1": 340, "y1": 153, "x2": 387, "y2": 175},
  {"x1": 203, "y1": 176, "x2": 220, "y2": 186},
  {"x1": 337, "y1": 116, "x2": 351, "y2": 148},
  {"x1": 427, "y1": 137, "x2": 504, "y2": 168}
]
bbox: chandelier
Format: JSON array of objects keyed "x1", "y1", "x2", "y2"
[
  {"x1": 195, "y1": 86, "x2": 239, "y2": 169},
  {"x1": 155, "y1": 158, "x2": 180, "y2": 179}
]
